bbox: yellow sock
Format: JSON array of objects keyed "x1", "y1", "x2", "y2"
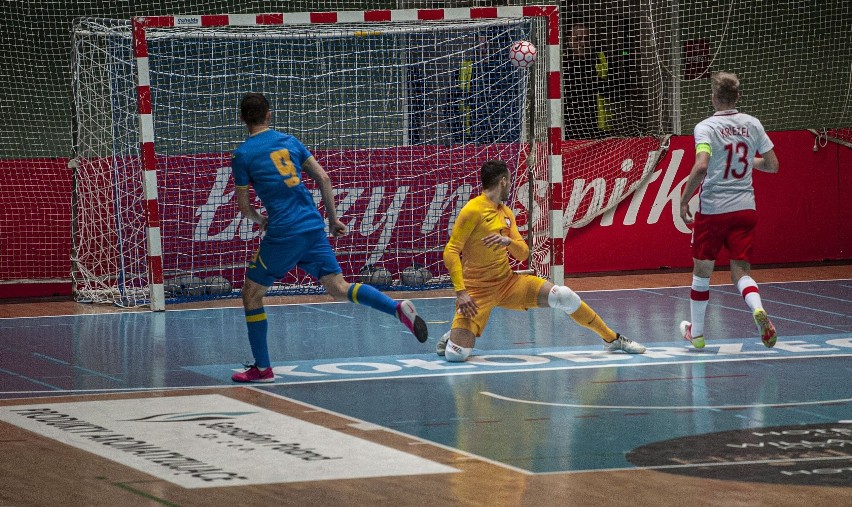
[{"x1": 570, "y1": 302, "x2": 617, "y2": 342}]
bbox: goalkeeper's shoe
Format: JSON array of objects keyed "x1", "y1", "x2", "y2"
[
  {"x1": 753, "y1": 309, "x2": 777, "y2": 348},
  {"x1": 436, "y1": 331, "x2": 450, "y2": 356},
  {"x1": 232, "y1": 364, "x2": 274, "y2": 383},
  {"x1": 397, "y1": 300, "x2": 428, "y2": 343},
  {"x1": 604, "y1": 334, "x2": 646, "y2": 354},
  {"x1": 680, "y1": 321, "x2": 705, "y2": 349}
]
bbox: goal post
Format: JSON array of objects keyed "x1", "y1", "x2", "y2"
[{"x1": 70, "y1": 6, "x2": 564, "y2": 309}]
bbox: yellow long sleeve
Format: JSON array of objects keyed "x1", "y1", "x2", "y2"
[{"x1": 443, "y1": 194, "x2": 527, "y2": 292}]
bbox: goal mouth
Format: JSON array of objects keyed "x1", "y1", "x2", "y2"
[{"x1": 70, "y1": 7, "x2": 561, "y2": 309}]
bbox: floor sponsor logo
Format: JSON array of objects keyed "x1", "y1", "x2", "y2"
[
  {"x1": 626, "y1": 422, "x2": 852, "y2": 486},
  {"x1": 0, "y1": 394, "x2": 456, "y2": 488},
  {"x1": 191, "y1": 334, "x2": 852, "y2": 385}
]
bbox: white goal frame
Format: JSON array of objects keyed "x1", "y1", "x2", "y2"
[{"x1": 126, "y1": 5, "x2": 564, "y2": 310}]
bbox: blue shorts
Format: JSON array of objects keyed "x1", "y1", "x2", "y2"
[{"x1": 246, "y1": 228, "x2": 342, "y2": 287}]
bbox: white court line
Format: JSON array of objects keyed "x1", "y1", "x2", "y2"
[
  {"x1": 771, "y1": 284, "x2": 852, "y2": 303},
  {"x1": 3, "y1": 278, "x2": 849, "y2": 320},
  {"x1": 5, "y1": 350, "x2": 852, "y2": 397},
  {"x1": 480, "y1": 391, "x2": 852, "y2": 411},
  {"x1": 538, "y1": 455, "x2": 852, "y2": 475}
]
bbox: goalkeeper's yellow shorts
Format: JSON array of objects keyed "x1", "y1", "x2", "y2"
[{"x1": 452, "y1": 273, "x2": 547, "y2": 337}]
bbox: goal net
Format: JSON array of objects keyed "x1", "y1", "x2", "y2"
[
  {"x1": 558, "y1": 0, "x2": 852, "y2": 227},
  {"x1": 70, "y1": 9, "x2": 556, "y2": 308},
  {"x1": 3, "y1": 1, "x2": 850, "y2": 296}
]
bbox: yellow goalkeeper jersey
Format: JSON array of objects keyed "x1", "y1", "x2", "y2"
[{"x1": 443, "y1": 193, "x2": 529, "y2": 291}]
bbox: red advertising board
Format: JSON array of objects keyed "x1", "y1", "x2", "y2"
[
  {"x1": 168, "y1": 144, "x2": 522, "y2": 286},
  {"x1": 0, "y1": 131, "x2": 849, "y2": 298},
  {"x1": 562, "y1": 130, "x2": 849, "y2": 272},
  {"x1": 0, "y1": 158, "x2": 72, "y2": 295}
]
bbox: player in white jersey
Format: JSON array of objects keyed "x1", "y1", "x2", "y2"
[{"x1": 678, "y1": 72, "x2": 780, "y2": 349}]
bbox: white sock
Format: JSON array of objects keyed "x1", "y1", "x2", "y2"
[
  {"x1": 445, "y1": 338, "x2": 472, "y2": 362},
  {"x1": 690, "y1": 275, "x2": 710, "y2": 337},
  {"x1": 737, "y1": 276, "x2": 763, "y2": 312}
]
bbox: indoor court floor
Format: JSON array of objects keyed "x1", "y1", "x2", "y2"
[{"x1": 0, "y1": 265, "x2": 850, "y2": 506}]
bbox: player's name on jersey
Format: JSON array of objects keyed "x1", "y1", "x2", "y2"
[{"x1": 718, "y1": 126, "x2": 750, "y2": 137}]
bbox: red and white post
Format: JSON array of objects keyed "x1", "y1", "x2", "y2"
[
  {"x1": 131, "y1": 5, "x2": 564, "y2": 307},
  {"x1": 132, "y1": 17, "x2": 165, "y2": 311}
]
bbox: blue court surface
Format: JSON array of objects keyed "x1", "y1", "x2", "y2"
[{"x1": 1, "y1": 279, "x2": 850, "y2": 484}]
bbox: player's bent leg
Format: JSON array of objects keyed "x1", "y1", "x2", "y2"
[
  {"x1": 319, "y1": 273, "x2": 427, "y2": 343},
  {"x1": 545, "y1": 284, "x2": 582, "y2": 313},
  {"x1": 320, "y1": 272, "x2": 352, "y2": 301},
  {"x1": 541, "y1": 282, "x2": 645, "y2": 353},
  {"x1": 730, "y1": 260, "x2": 775, "y2": 347}
]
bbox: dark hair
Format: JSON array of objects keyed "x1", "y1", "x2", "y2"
[
  {"x1": 240, "y1": 93, "x2": 270, "y2": 126},
  {"x1": 481, "y1": 160, "x2": 509, "y2": 189}
]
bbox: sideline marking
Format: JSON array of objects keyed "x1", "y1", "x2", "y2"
[
  {"x1": 4, "y1": 350, "x2": 852, "y2": 397},
  {"x1": 479, "y1": 392, "x2": 852, "y2": 411},
  {"x1": 2, "y1": 278, "x2": 847, "y2": 320},
  {"x1": 539, "y1": 455, "x2": 852, "y2": 475}
]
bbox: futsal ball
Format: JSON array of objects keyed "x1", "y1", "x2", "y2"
[
  {"x1": 203, "y1": 275, "x2": 232, "y2": 296},
  {"x1": 400, "y1": 265, "x2": 433, "y2": 287},
  {"x1": 358, "y1": 264, "x2": 393, "y2": 287},
  {"x1": 164, "y1": 274, "x2": 205, "y2": 297},
  {"x1": 509, "y1": 40, "x2": 537, "y2": 68}
]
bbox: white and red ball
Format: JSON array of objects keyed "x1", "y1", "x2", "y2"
[{"x1": 509, "y1": 40, "x2": 537, "y2": 68}]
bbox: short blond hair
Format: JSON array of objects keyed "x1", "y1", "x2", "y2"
[{"x1": 711, "y1": 72, "x2": 740, "y2": 106}]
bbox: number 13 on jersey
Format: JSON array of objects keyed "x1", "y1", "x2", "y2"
[{"x1": 724, "y1": 142, "x2": 749, "y2": 179}]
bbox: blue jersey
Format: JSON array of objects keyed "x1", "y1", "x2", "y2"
[{"x1": 231, "y1": 130, "x2": 324, "y2": 240}]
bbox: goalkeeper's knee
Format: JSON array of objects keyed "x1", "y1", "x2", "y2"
[
  {"x1": 547, "y1": 285, "x2": 582, "y2": 314},
  {"x1": 445, "y1": 339, "x2": 472, "y2": 362}
]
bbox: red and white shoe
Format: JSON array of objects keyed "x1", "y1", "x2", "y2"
[
  {"x1": 397, "y1": 300, "x2": 428, "y2": 343},
  {"x1": 231, "y1": 364, "x2": 274, "y2": 383},
  {"x1": 679, "y1": 321, "x2": 705, "y2": 349},
  {"x1": 753, "y1": 309, "x2": 777, "y2": 348}
]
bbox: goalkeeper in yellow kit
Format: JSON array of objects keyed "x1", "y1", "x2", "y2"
[{"x1": 437, "y1": 160, "x2": 646, "y2": 361}]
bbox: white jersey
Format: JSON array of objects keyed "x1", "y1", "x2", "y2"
[{"x1": 693, "y1": 109, "x2": 774, "y2": 214}]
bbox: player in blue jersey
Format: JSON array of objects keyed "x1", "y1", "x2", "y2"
[{"x1": 230, "y1": 92, "x2": 428, "y2": 383}]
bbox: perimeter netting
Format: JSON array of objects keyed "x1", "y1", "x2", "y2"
[
  {"x1": 70, "y1": 14, "x2": 551, "y2": 306},
  {"x1": 1, "y1": 1, "x2": 849, "y2": 293}
]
